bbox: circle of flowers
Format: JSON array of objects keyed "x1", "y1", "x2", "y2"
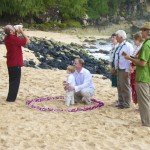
[{"x1": 26, "y1": 96, "x2": 104, "y2": 112}]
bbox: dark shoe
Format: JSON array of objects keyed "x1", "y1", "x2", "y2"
[
  {"x1": 124, "y1": 106, "x2": 130, "y2": 109},
  {"x1": 6, "y1": 100, "x2": 15, "y2": 102},
  {"x1": 118, "y1": 105, "x2": 130, "y2": 109},
  {"x1": 117, "y1": 105, "x2": 125, "y2": 109},
  {"x1": 115, "y1": 103, "x2": 123, "y2": 107},
  {"x1": 142, "y1": 124, "x2": 150, "y2": 127}
]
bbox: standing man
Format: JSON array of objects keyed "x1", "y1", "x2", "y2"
[
  {"x1": 114, "y1": 30, "x2": 134, "y2": 109},
  {"x1": 4, "y1": 25, "x2": 30, "y2": 102},
  {"x1": 123, "y1": 22, "x2": 150, "y2": 127},
  {"x1": 65, "y1": 58, "x2": 95, "y2": 104}
]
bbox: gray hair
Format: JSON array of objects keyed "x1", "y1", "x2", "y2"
[
  {"x1": 116, "y1": 30, "x2": 127, "y2": 40},
  {"x1": 4, "y1": 25, "x2": 15, "y2": 35}
]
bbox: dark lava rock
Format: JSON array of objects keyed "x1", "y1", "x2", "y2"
[
  {"x1": 0, "y1": 31, "x2": 110, "y2": 78},
  {"x1": 90, "y1": 49, "x2": 109, "y2": 55}
]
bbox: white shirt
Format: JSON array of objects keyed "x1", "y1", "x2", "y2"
[
  {"x1": 67, "y1": 73, "x2": 76, "y2": 87},
  {"x1": 114, "y1": 41, "x2": 134, "y2": 72},
  {"x1": 132, "y1": 43, "x2": 143, "y2": 57},
  {"x1": 73, "y1": 68, "x2": 95, "y2": 92},
  {"x1": 109, "y1": 43, "x2": 119, "y2": 62}
]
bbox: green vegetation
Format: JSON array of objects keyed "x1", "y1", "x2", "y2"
[{"x1": 0, "y1": 0, "x2": 148, "y2": 29}]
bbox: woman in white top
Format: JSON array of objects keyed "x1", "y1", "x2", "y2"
[
  {"x1": 109, "y1": 33, "x2": 118, "y2": 87},
  {"x1": 130, "y1": 32, "x2": 143, "y2": 104}
]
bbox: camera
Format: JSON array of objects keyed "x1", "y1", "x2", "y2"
[{"x1": 14, "y1": 25, "x2": 23, "y2": 31}]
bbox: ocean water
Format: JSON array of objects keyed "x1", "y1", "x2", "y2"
[
  {"x1": 84, "y1": 40, "x2": 112, "y2": 61},
  {"x1": 85, "y1": 39, "x2": 134, "y2": 61}
]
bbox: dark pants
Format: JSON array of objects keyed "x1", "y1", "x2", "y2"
[
  {"x1": 6, "y1": 66, "x2": 21, "y2": 102},
  {"x1": 111, "y1": 75, "x2": 117, "y2": 87}
]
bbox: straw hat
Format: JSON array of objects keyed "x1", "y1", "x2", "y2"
[{"x1": 140, "y1": 22, "x2": 150, "y2": 30}]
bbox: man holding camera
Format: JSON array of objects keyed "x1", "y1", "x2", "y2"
[{"x1": 4, "y1": 25, "x2": 30, "y2": 102}]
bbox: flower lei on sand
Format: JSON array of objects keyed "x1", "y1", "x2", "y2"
[{"x1": 26, "y1": 96, "x2": 104, "y2": 112}]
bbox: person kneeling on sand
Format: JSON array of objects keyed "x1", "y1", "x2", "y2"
[{"x1": 64, "y1": 58, "x2": 95, "y2": 105}]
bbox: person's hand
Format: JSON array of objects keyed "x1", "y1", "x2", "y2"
[
  {"x1": 110, "y1": 67, "x2": 117, "y2": 75},
  {"x1": 68, "y1": 85, "x2": 75, "y2": 91},
  {"x1": 14, "y1": 25, "x2": 23, "y2": 34},
  {"x1": 124, "y1": 72, "x2": 129, "y2": 78},
  {"x1": 18, "y1": 27, "x2": 24, "y2": 34},
  {"x1": 63, "y1": 81, "x2": 67, "y2": 86},
  {"x1": 122, "y1": 52, "x2": 130, "y2": 60},
  {"x1": 122, "y1": 51, "x2": 127, "y2": 56},
  {"x1": 63, "y1": 83, "x2": 75, "y2": 91},
  {"x1": 124, "y1": 55, "x2": 131, "y2": 60},
  {"x1": 130, "y1": 66, "x2": 135, "y2": 74},
  {"x1": 63, "y1": 81, "x2": 68, "y2": 91}
]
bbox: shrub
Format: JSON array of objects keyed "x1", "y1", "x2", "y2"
[{"x1": 65, "y1": 20, "x2": 81, "y2": 28}]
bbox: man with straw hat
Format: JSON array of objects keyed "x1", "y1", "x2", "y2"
[{"x1": 123, "y1": 22, "x2": 150, "y2": 127}]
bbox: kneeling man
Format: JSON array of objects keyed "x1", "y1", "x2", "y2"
[{"x1": 66, "y1": 58, "x2": 95, "y2": 104}]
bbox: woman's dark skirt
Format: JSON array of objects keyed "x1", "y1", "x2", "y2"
[{"x1": 111, "y1": 75, "x2": 117, "y2": 87}]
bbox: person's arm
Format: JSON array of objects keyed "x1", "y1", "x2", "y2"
[
  {"x1": 19, "y1": 28, "x2": 30, "y2": 44},
  {"x1": 122, "y1": 45, "x2": 132, "y2": 72},
  {"x1": 67, "y1": 75, "x2": 76, "y2": 87},
  {"x1": 124, "y1": 56, "x2": 146, "y2": 66},
  {"x1": 123, "y1": 44, "x2": 149, "y2": 67},
  {"x1": 74, "y1": 71, "x2": 92, "y2": 92},
  {"x1": 13, "y1": 29, "x2": 30, "y2": 47}
]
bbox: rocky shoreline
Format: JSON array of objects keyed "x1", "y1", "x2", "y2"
[
  {"x1": 26, "y1": 37, "x2": 110, "y2": 77},
  {"x1": 0, "y1": 31, "x2": 110, "y2": 78}
]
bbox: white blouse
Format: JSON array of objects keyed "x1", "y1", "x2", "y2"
[
  {"x1": 132, "y1": 43, "x2": 143, "y2": 57},
  {"x1": 109, "y1": 43, "x2": 118, "y2": 63}
]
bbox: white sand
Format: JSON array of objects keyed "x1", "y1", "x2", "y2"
[
  {"x1": 25, "y1": 30, "x2": 83, "y2": 44},
  {"x1": 0, "y1": 30, "x2": 150, "y2": 150}
]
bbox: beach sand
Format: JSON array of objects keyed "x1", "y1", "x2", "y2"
[{"x1": 0, "y1": 30, "x2": 150, "y2": 150}]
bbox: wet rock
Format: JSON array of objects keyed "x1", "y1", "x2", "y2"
[
  {"x1": 90, "y1": 49, "x2": 109, "y2": 55},
  {"x1": 89, "y1": 46, "x2": 97, "y2": 49},
  {"x1": 23, "y1": 59, "x2": 36, "y2": 67},
  {"x1": 29, "y1": 60, "x2": 36, "y2": 66},
  {"x1": 84, "y1": 39, "x2": 96, "y2": 44},
  {"x1": 0, "y1": 31, "x2": 4, "y2": 44},
  {"x1": 0, "y1": 31, "x2": 110, "y2": 78},
  {"x1": 24, "y1": 60, "x2": 30, "y2": 67},
  {"x1": 38, "y1": 62, "x2": 51, "y2": 69},
  {"x1": 99, "y1": 40, "x2": 107, "y2": 45}
]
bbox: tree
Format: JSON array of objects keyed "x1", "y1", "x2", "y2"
[
  {"x1": 87, "y1": 0, "x2": 109, "y2": 19},
  {"x1": 0, "y1": 0, "x2": 45, "y2": 17},
  {"x1": 58, "y1": 0, "x2": 87, "y2": 20}
]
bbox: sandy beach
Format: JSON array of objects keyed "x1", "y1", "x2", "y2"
[{"x1": 0, "y1": 29, "x2": 150, "y2": 150}]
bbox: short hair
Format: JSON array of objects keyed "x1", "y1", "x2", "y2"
[
  {"x1": 74, "y1": 58, "x2": 85, "y2": 66},
  {"x1": 67, "y1": 65, "x2": 75, "y2": 73},
  {"x1": 116, "y1": 30, "x2": 127, "y2": 40},
  {"x1": 4, "y1": 27, "x2": 11, "y2": 35},
  {"x1": 133, "y1": 32, "x2": 143, "y2": 43},
  {"x1": 111, "y1": 33, "x2": 117, "y2": 37},
  {"x1": 3, "y1": 25, "x2": 15, "y2": 35}
]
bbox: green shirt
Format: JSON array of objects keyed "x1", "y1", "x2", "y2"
[{"x1": 136, "y1": 39, "x2": 150, "y2": 83}]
